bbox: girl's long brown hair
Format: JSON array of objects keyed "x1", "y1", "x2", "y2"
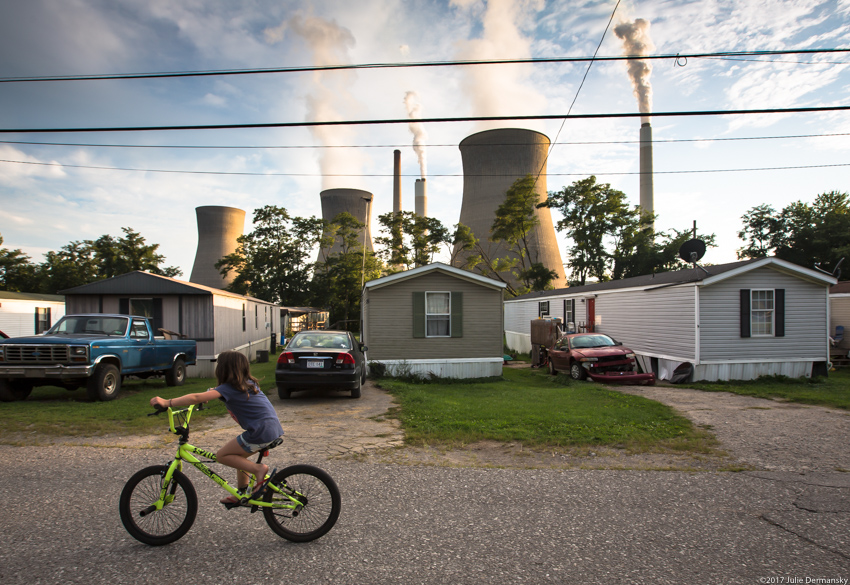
[{"x1": 215, "y1": 350, "x2": 260, "y2": 396}]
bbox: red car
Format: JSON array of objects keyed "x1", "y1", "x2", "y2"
[{"x1": 547, "y1": 333, "x2": 654, "y2": 384}]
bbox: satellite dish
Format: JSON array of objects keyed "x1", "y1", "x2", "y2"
[{"x1": 678, "y1": 239, "x2": 706, "y2": 264}]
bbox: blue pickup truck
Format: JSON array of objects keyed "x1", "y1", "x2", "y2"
[{"x1": 0, "y1": 314, "x2": 197, "y2": 402}]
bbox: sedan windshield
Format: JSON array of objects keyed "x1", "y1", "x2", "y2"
[
  {"x1": 289, "y1": 333, "x2": 351, "y2": 350},
  {"x1": 570, "y1": 334, "x2": 616, "y2": 349},
  {"x1": 48, "y1": 316, "x2": 129, "y2": 336}
]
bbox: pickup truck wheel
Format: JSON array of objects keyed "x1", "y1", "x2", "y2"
[
  {"x1": 165, "y1": 358, "x2": 186, "y2": 387},
  {"x1": 0, "y1": 380, "x2": 32, "y2": 402},
  {"x1": 87, "y1": 363, "x2": 121, "y2": 401}
]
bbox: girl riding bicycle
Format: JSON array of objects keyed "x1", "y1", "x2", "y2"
[{"x1": 150, "y1": 350, "x2": 284, "y2": 504}]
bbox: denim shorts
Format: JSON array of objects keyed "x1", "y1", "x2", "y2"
[{"x1": 237, "y1": 433, "x2": 284, "y2": 454}]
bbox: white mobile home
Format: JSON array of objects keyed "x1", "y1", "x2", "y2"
[
  {"x1": 61, "y1": 271, "x2": 280, "y2": 377},
  {"x1": 505, "y1": 258, "x2": 836, "y2": 382},
  {"x1": 0, "y1": 292, "x2": 66, "y2": 338}
]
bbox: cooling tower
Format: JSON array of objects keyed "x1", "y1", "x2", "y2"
[
  {"x1": 639, "y1": 122, "x2": 654, "y2": 228},
  {"x1": 189, "y1": 205, "x2": 246, "y2": 290},
  {"x1": 415, "y1": 178, "x2": 427, "y2": 217},
  {"x1": 456, "y1": 128, "x2": 566, "y2": 289},
  {"x1": 319, "y1": 188, "x2": 374, "y2": 258}
]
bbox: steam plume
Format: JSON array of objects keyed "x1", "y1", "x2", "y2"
[
  {"x1": 403, "y1": 91, "x2": 428, "y2": 178},
  {"x1": 272, "y1": 15, "x2": 366, "y2": 190},
  {"x1": 613, "y1": 18, "x2": 655, "y2": 124}
]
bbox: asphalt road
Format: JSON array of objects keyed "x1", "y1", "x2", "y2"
[{"x1": 1, "y1": 443, "x2": 848, "y2": 585}]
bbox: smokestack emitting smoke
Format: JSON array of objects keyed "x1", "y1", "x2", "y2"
[
  {"x1": 415, "y1": 178, "x2": 427, "y2": 218},
  {"x1": 393, "y1": 149, "x2": 402, "y2": 214},
  {"x1": 613, "y1": 18, "x2": 655, "y2": 124},
  {"x1": 404, "y1": 91, "x2": 428, "y2": 179},
  {"x1": 614, "y1": 18, "x2": 655, "y2": 226}
]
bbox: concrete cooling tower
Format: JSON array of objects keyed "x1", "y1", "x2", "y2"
[
  {"x1": 320, "y1": 188, "x2": 374, "y2": 258},
  {"x1": 456, "y1": 128, "x2": 567, "y2": 289},
  {"x1": 189, "y1": 205, "x2": 246, "y2": 290}
]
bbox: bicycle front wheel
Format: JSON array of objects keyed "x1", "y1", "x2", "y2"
[
  {"x1": 119, "y1": 465, "x2": 198, "y2": 546},
  {"x1": 263, "y1": 464, "x2": 341, "y2": 542}
]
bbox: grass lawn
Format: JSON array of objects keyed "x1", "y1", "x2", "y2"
[
  {"x1": 376, "y1": 366, "x2": 717, "y2": 454},
  {"x1": 683, "y1": 367, "x2": 850, "y2": 410},
  {"x1": 0, "y1": 353, "x2": 281, "y2": 441}
]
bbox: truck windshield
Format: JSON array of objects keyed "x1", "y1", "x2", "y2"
[{"x1": 48, "y1": 316, "x2": 130, "y2": 336}]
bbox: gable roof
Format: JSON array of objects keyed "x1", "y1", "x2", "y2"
[
  {"x1": 0, "y1": 291, "x2": 65, "y2": 302},
  {"x1": 59, "y1": 271, "x2": 277, "y2": 305},
  {"x1": 508, "y1": 257, "x2": 836, "y2": 302},
  {"x1": 365, "y1": 262, "x2": 507, "y2": 291}
]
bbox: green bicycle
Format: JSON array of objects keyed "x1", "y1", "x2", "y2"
[{"x1": 119, "y1": 404, "x2": 341, "y2": 546}]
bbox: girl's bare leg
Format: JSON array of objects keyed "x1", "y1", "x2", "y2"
[{"x1": 216, "y1": 437, "x2": 269, "y2": 490}]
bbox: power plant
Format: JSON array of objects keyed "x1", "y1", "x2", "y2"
[
  {"x1": 639, "y1": 122, "x2": 654, "y2": 228},
  {"x1": 189, "y1": 205, "x2": 246, "y2": 289},
  {"x1": 392, "y1": 149, "x2": 402, "y2": 215},
  {"x1": 319, "y1": 188, "x2": 374, "y2": 258},
  {"x1": 455, "y1": 128, "x2": 567, "y2": 289}
]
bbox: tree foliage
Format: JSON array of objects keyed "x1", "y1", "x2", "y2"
[
  {"x1": 374, "y1": 211, "x2": 450, "y2": 271},
  {"x1": 0, "y1": 234, "x2": 37, "y2": 292},
  {"x1": 737, "y1": 191, "x2": 850, "y2": 273},
  {"x1": 216, "y1": 205, "x2": 323, "y2": 305}
]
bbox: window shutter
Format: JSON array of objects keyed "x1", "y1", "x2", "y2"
[
  {"x1": 153, "y1": 298, "x2": 164, "y2": 334},
  {"x1": 774, "y1": 288, "x2": 785, "y2": 337},
  {"x1": 451, "y1": 291, "x2": 463, "y2": 338},
  {"x1": 119, "y1": 298, "x2": 129, "y2": 316},
  {"x1": 740, "y1": 289, "x2": 751, "y2": 338},
  {"x1": 412, "y1": 291, "x2": 425, "y2": 338}
]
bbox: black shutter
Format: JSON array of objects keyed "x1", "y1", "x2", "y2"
[
  {"x1": 412, "y1": 292, "x2": 425, "y2": 338},
  {"x1": 740, "y1": 289, "x2": 751, "y2": 338},
  {"x1": 153, "y1": 298, "x2": 163, "y2": 334},
  {"x1": 451, "y1": 292, "x2": 463, "y2": 338},
  {"x1": 774, "y1": 289, "x2": 785, "y2": 337},
  {"x1": 119, "y1": 298, "x2": 129, "y2": 316}
]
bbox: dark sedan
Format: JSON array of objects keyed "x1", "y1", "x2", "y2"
[
  {"x1": 275, "y1": 330, "x2": 368, "y2": 399},
  {"x1": 548, "y1": 333, "x2": 642, "y2": 381}
]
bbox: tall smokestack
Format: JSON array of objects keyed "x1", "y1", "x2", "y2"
[
  {"x1": 640, "y1": 122, "x2": 654, "y2": 227},
  {"x1": 393, "y1": 149, "x2": 402, "y2": 214},
  {"x1": 455, "y1": 128, "x2": 566, "y2": 290},
  {"x1": 190, "y1": 206, "x2": 246, "y2": 289},
  {"x1": 415, "y1": 178, "x2": 427, "y2": 217}
]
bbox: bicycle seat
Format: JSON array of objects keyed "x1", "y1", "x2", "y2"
[{"x1": 260, "y1": 436, "x2": 284, "y2": 456}]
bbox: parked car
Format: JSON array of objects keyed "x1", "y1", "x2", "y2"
[
  {"x1": 275, "y1": 330, "x2": 368, "y2": 399},
  {"x1": 547, "y1": 333, "x2": 654, "y2": 384},
  {"x1": 0, "y1": 314, "x2": 197, "y2": 402}
]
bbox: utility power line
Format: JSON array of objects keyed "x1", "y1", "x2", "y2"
[
  {"x1": 2, "y1": 48, "x2": 848, "y2": 83},
  {"x1": 3, "y1": 105, "x2": 849, "y2": 134}
]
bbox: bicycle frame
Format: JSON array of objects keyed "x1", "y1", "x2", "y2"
[{"x1": 148, "y1": 405, "x2": 301, "y2": 513}]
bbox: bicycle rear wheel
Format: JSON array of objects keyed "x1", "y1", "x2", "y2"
[
  {"x1": 263, "y1": 464, "x2": 341, "y2": 542},
  {"x1": 119, "y1": 465, "x2": 198, "y2": 546}
]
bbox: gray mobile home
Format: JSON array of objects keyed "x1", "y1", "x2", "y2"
[
  {"x1": 62, "y1": 271, "x2": 280, "y2": 377},
  {"x1": 505, "y1": 258, "x2": 836, "y2": 382},
  {"x1": 362, "y1": 263, "x2": 506, "y2": 378}
]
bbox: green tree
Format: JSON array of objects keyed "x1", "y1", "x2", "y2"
[
  {"x1": 543, "y1": 176, "x2": 637, "y2": 286},
  {"x1": 37, "y1": 241, "x2": 100, "y2": 293},
  {"x1": 216, "y1": 205, "x2": 323, "y2": 305},
  {"x1": 0, "y1": 234, "x2": 38, "y2": 292},
  {"x1": 89, "y1": 228, "x2": 181, "y2": 279},
  {"x1": 737, "y1": 204, "x2": 779, "y2": 260},
  {"x1": 375, "y1": 211, "x2": 452, "y2": 271}
]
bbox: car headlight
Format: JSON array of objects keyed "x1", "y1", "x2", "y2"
[
  {"x1": 71, "y1": 346, "x2": 87, "y2": 356},
  {"x1": 625, "y1": 353, "x2": 635, "y2": 359}
]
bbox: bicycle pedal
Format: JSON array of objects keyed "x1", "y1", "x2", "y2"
[{"x1": 222, "y1": 501, "x2": 241, "y2": 510}]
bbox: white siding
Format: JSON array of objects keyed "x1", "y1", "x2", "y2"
[
  {"x1": 212, "y1": 296, "x2": 275, "y2": 361},
  {"x1": 699, "y1": 267, "x2": 828, "y2": 362},
  {"x1": 0, "y1": 300, "x2": 66, "y2": 337},
  {"x1": 595, "y1": 286, "x2": 697, "y2": 361}
]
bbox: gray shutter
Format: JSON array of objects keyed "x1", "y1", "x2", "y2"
[
  {"x1": 740, "y1": 289, "x2": 751, "y2": 338},
  {"x1": 451, "y1": 291, "x2": 463, "y2": 338},
  {"x1": 774, "y1": 289, "x2": 785, "y2": 337},
  {"x1": 119, "y1": 298, "x2": 129, "y2": 316},
  {"x1": 412, "y1": 291, "x2": 425, "y2": 338}
]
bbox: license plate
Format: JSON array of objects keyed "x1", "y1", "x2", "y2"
[
  {"x1": 25, "y1": 369, "x2": 46, "y2": 378},
  {"x1": 306, "y1": 361, "x2": 324, "y2": 368}
]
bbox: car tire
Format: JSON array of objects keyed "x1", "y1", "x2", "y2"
[
  {"x1": 87, "y1": 363, "x2": 122, "y2": 401},
  {"x1": 548, "y1": 360, "x2": 557, "y2": 375},
  {"x1": 350, "y1": 376, "x2": 362, "y2": 399},
  {"x1": 0, "y1": 379, "x2": 32, "y2": 402},
  {"x1": 569, "y1": 361, "x2": 587, "y2": 381},
  {"x1": 165, "y1": 358, "x2": 186, "y2": 387},
  {"x1": 277, "y1": 386, "x2": 291, "y2": 399}
]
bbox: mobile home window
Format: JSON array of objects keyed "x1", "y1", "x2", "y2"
[
  {"x1": 425, "y1": 292, "x2": 451, "y2": 337},
  {"x1": 751, "y1": 289, "x2": 774, "y2": 336},
  {"x1": 129, "y1": 298, "x2": 153, "y2": 319},
  {"x1": 35, "y1": 307, "x2": 51, "y2": 334},
  {"x1": 538, "y1": 301, "x2": 549, "y2": 317}
]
